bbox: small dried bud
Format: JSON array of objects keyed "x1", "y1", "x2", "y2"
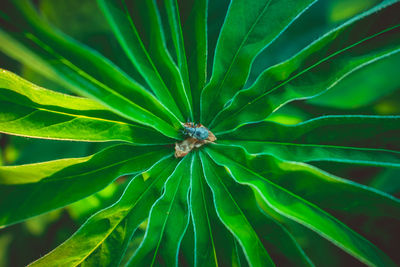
[{"x1": 175, "y1": 124, "x2": 216, "y2": 158}]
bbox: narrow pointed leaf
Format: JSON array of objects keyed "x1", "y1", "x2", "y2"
[
  {"x1": 206, "y1": 146, "x2": 396, "y2": 267},
  {"x1": 211, "y1": 1, "x2": 400, "y2": 132},
  {"x1": 192, "y1": 151, "x2": 239, "y2": 267},
  {"x1": 128, "y1": 155, "x2": 192, "y2": 267},
  {"x1": 183, "y1": 0, "x2": 208, "y2": 120},
  {"x1": 163, "y1": 0, "x2": 193, "y2": 116},
  {"x1": 0, "y1": 70, "x2": 172, "y2": 143},
  {"x1": 0, "y1": 29, "x2": 59, "y2": 83},
  {"x1": 0, "y1": 157, "x2": 90, "y2": 186},
  {"x1": 0, "y1": 5, "x2": 181, "y2": 138},
  {"x1": 232, "y1": 239, "x2": 249, "y2": 267},
  {"x1": 232, "y1": 182, "x2": 313, "y2": 267},
  {"x1": 307, "y1": 52, "x2": 400, "y2": 109},
  {"x1": 210, "y1": 144, "x2": 400, "y2": 223},
  {"x1": 200, "y1": 0, "x2": 316, "y2": 124},
  {"x1": 97, "y1": 0, "x2": 186, "y2": 120},
  {"x1": 204, "y1": 151, "x2": 312, "y2": 266},
  {"x1": 179, "y1": 220, "x2": 195, "y2": 266},
  {"x1": 213, "y1": 217, "x2": 241, "y2": 267},
  {"x1": 113, "y1": 1, "x2": 193, "y2": 120},
  {"x1": 29, "y1": 156, "x2": 178, "y2": 267},
  {"x1": 191, "y1": 153, "x2": 218, "y2": 267},
  {"x1": 212, "y1": 144, "x2": 400, "y2": 264},
  {"x1": 200, "y1": 152, "x2": 274, "y2": 267},
  {"x1": 0, "y1": 36, "x2": 180, "y2": 140},
  {"x1": 0, "y1": 144, "x2": 171, "y2": 227},
  {"x1": 219, "y1": 115, "x2": 400, "y2": 167}
]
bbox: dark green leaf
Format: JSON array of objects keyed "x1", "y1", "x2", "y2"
[
  {"x1": 369, "y1": 168, "x2": 400, "y2": 195},
  {"x1": 127, "y1": 154, "x2": 192, "y2": 266},
  {"x1": 211, "y1": 1, "x2": 400, "y2": 132},
  {"x1": 219, "y1": 115, "x2": 400, "y2": 167},
  {"x1": 308, "y1": 52, "x2": 400, "y2": 109},
  {"x1": 163, "y1": 0, "x2": 193, "y2": 116},
  {"x1": 200, "y1": 151, "x2": 274, "y2": 267},
  {"x1": 232, "y1": 239, "x2": 249, "y2": 267},
  {"x1": 191, "y1": 151, "x2": 240, "y2": 266},
  {"x1": 179, "y1": 219, "x2": 195, "y2": 266},
  {"x1": 209, "y1": 144, "x2": 400, "y2": 222},
  {"x1": 203, "y1": 150, "x2": 313, "y2": 266},
  {"x1": 206, "y1": 145, "x2": 396, "y2": 267},
  {"x1": 96, "y1": 0, "x2": 189, "y2": 120},
  {"x1": 200, "y1": 0, "x2": 316, "y2": 124},
  {"x1": 183, "y1": 0, "x2": 207, "y2": 121},
  {"x1": 112, "y1": 1, "x2": 194, "y2": 120},
  {"x1": 233, "y1": 184, "x2": 313, "y2": 267},
  {"x1": 253, "y1": 201, "x2": 344, "y2": 267},
  {"x1": 190, "y1": 152, "x2": 218, "y2": 267}
]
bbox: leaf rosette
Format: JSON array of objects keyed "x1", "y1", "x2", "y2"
[{"x1": 0, "y1": 0, "x2": 399, "y2": 266}]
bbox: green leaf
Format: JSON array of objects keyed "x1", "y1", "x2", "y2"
[
  {"x1": 29, "y1": 156, "x2": 178, "y2": 267},
  {"x1": 0, "y1": 156, "x2": 90, "y2": 185},
  {"x1": 219, "y1": 115, "x2": 400, "y2": 167},
  {"x1": 206, "y1": 145, "x2": 396, "y2": 267},
  {"x1": 203, "y1": 150, "x2": 313, "y2": 266},
  {"x1": 183, "y1": 0, "x2": 207, "y2": 121},
  {"x1": 210, "y1": 144, "x2": 400, "y2": 222},
  {"x1": 190, "y1": 153, "x2": 218, "y2": 267},
  {"x1": 180, "y1": 220, "x2": 195, "y2": 266},
  {"x1": 96, "y1": 0, "x2": 188, "y2": 120},
  {"x1": 253, "y1": 200, "x2": 341, "y2": 267},
  {"x1": 200, "y1": 0, "x2": 316, "y2": 124},
  {"x1": 110, "y1": 1, "x2": 193, "y2": 121},
  {"x1": 0, "y1": 144, "x2": 171, "y2": 227},
  {"x1": 199, "y1": 151, "x2": 274, "y2": 267},
  {"x1": 232, "y1": 239, "x2": 249, "y2": 267},
  {"x1": 307, "y1": 52, "x2": 400, "y2": 109},
  {"x1": 233, "y1": 185, "x2": 313, "y2": 267},
  {"x1": 192, "y1": 152, "x2": 242, "y2": 266},
  {"x1": 214, "y1": 220, "x2": 242, "y2": 267},
  {"x1": 0, "y1": 29, "x2": 59, "y2": 84},
  {"x1": 0, "y1": 70, "x2": 172, "y2": 144},
  {"x1": 0, "y1": 5, "x2": 181, "y2": 138},
  {"x1": 369, "y1": 169, "x2": 400, "y2": 195},
  {"x1": 163, "y1": 0, "x2": 193, "y2": 116},
  {"x1": 127, "y1": 154, "x2": 192, "y2": 266},
  {"x1": 211, "y1": 1, "x2": 400, "y2": 133},
  {"x1": 37, "y1": 0, "x2": 138, "y2": 77}
]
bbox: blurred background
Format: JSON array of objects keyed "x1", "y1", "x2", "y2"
[{"x1": 0, "y1": 0, "x2": 399, "y2": 266}]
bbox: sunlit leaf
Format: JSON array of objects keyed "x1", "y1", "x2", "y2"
[
  {"x1": 0, "y1": 70, "x2": 172, "y2": 144},
  {"x1": 0, "y1": 0, "x2": 398, "y2": 266},
  {"x1": 29, "y1": 156, "x2": 178, "y2": 267},
  {"x1": 0, "y1": 145, "x2": 171, "y2": 227},
  {"x1": 0, "y1": 2, "x2": 181, "y2": 138}
]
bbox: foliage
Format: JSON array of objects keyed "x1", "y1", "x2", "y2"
[{"x1": 0, "y1": 0, "x2": 399, "y2": 266}]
